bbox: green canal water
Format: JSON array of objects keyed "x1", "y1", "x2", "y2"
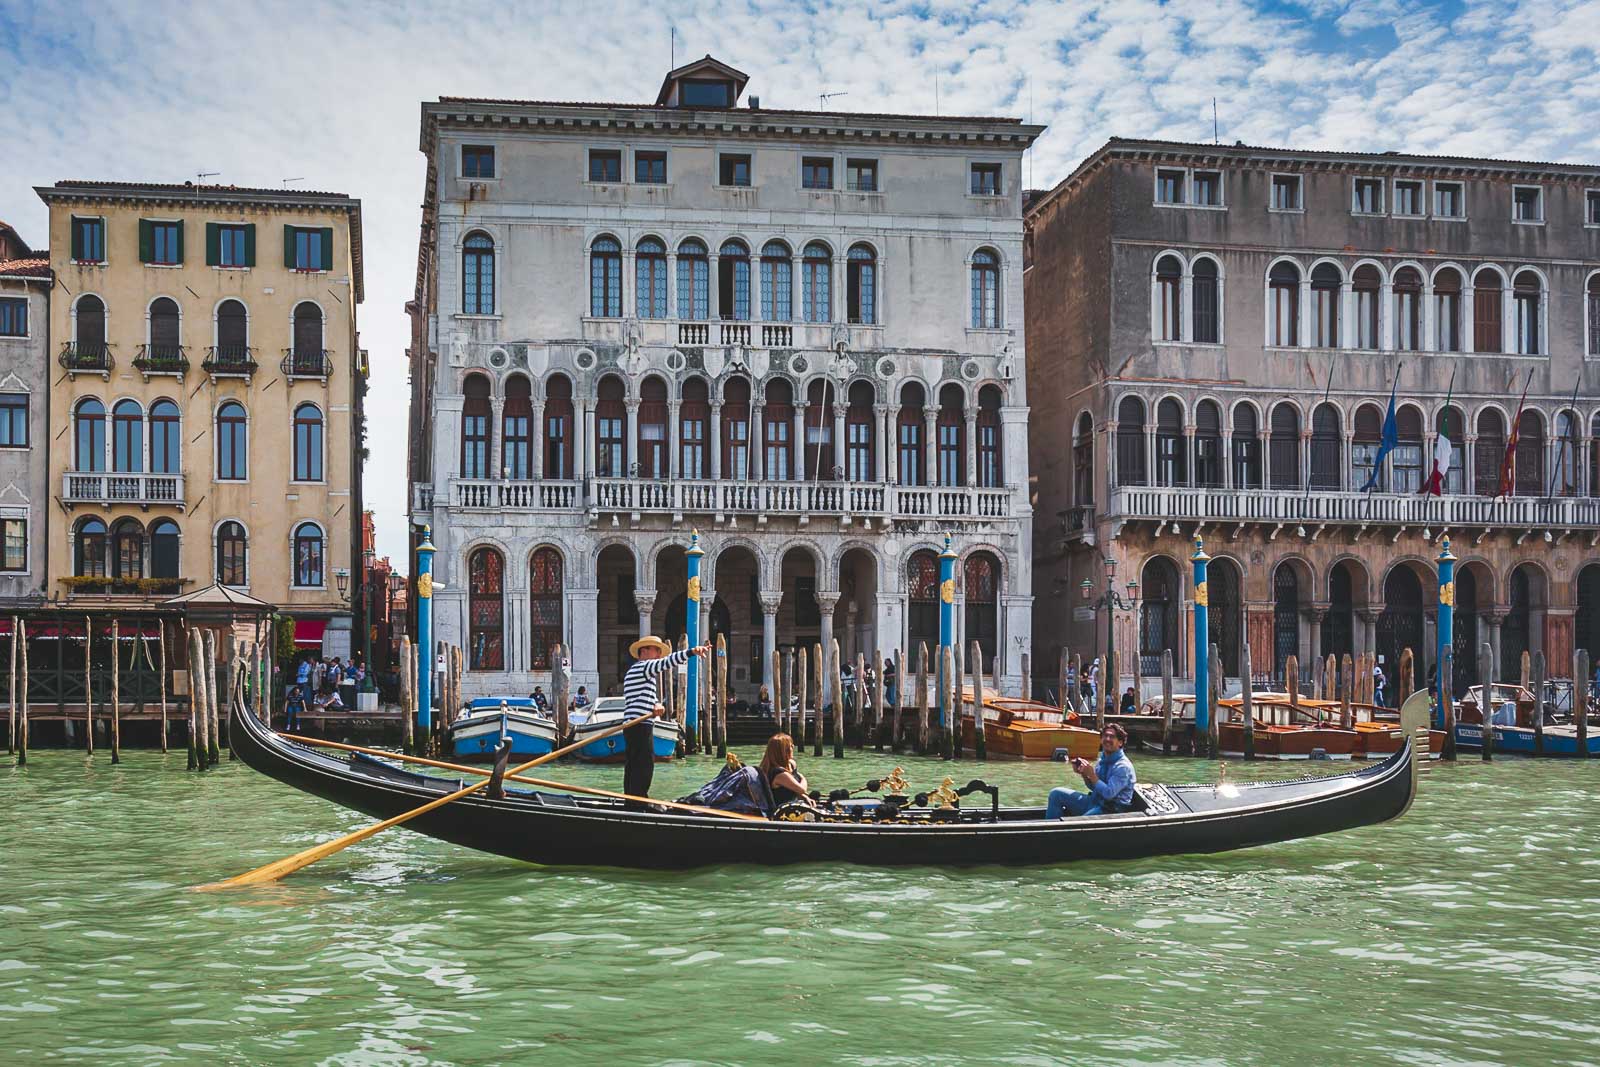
[{"x1": 2, "y1": 746, "x2": 1597, "y2": 1066}]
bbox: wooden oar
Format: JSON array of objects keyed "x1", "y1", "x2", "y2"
[
  {"x1": 195, "y1": 714, "x2": 644, "y2": 890},
  {"x1": 275, "y1": 732, "x2": 766, "y2": 822}
]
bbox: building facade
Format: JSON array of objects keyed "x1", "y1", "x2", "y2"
[
  {"x1": 0, "y1": 222, "x2": 52, "y2": 607},
  {"x1": 409, "y1": 57, "x2": 1040, "y2": 699},
  {"x1": 36, "y1": 182, "x2": 365, "y2": 642},
  {"x1": 1026, "y1": 139, "x2": 1600, "y2": 693}
]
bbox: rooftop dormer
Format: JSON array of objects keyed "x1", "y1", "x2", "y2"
[{"x1": 655, "y1": 55, "x2": 749, "y2": 109}]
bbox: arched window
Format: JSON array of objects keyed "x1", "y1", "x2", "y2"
[
  {"x1": 460, "y1": 374, "x2": 491, "y2": 480},
  {"x1": 590, "y1": 236, "x2": 622, "y2": 318},
  {"x1": 907, "y1": 550, "x2": 939, "y2": 654},
  {"x1": 1269, "y1": 402, "x2": 1300, "y2": 489},
  {"x1": 216, "y1": 400, "x2": 247, "y2": 480},
  {"x1": 770, "y1": 379, "x2": 801, "y2": 481},
  {"x1": 1155, "y1": 397, "x2": 1186, "y2": 486},
  {"x1": 719, "y1": 240, "x2": 751, "y2": 321},
  {"x1": 529, "y1": 547, "x2": 563, "y2": 670},
  {"x1": 1194, "y1": 400, "x2": 1222, "y2": 488},
  {"x1": 502, "y1": 376, "x2": 532, "y2": 479},
  {"x1": 1592, "y1": 413, "x2": 1600, "y2": 499},
  {"x1": 1311, "y1": 263, "x2": 1341, "y2": 347},
  {"x1": 148, "y1": 399, "x2": 179, "y2": 474},
  {"x1": 75, "y1": 398, "x2": 106, "y2": 472},
  {"x1": 1232, "y1": 403, "x2": 1261, "y2": 489},
  {"x1": 722, "y1": 376, "x2": 752, "y2": 480},
  {"x1": 1353, "y1": 403, "x2": 1384, "y2": 489},
  {"x1": 971, "y1": 248, "x2": 1000, "y2": 328},
  {"x1": 1140, "y1": 556, "x2": 1180, "y2": 677},
  {"x1": 1473, "y1": 268, "x2": 1503, "y2": 352},
  {"x1": 468, "y1": 547, "x2": 505, "y2": 670},
  {"x1": 1555, "y1": 410, "x2": 1581, "y2": 496},
  {"x1": 75, "y1": 295, "x2": 106, "y2": 353},
  {"x1": 638, "y1": 376, "x2": 668, "y2": 478},
  {"x1": 216, "y1": 298, "x2": 248, "y2": 351},
  {"x1": 976, "y1": 385, "x2": 1002, "y2": 488},
  {"x1": 680, "y1": 377, "x2": 709, "y2": 478},
  {"x1": 846, "y1": 244, "x2": 877, "y2": 325},
  {"x1": 150, "y1": 519, "x2": 180, "y2": 580},
  {"x1": 1073, "y1": 412, "x2": 1095, "y2": 504},
  {"x1": 75, "y1": 517, "x2": 107, "y2": 577},
  {"x1": 595, "y1": 375, "x2": 626, "y2": 477},
  {"x1": 1434, "y1": 268, "x2": 1463, "y2": 352},
  {"x1": 293, "y1": 402, "x2": 324, "y2": 482},
  {"x1": 846, "y1": 380, "x2": 875, "y2": 481},
  {"x1": 804, "y1": 379, "x2": 836, "y2": 480},
  {"x1": 1116, "y1": 395, "x2": 1147, "y2": 487},
  {"x1": 148, "y1": 297, "x2": 181, "y2": 362},
  {"x1": 964, "y1": 552, "x2": 999, "y2": 672},
  {"x1": 293, "y1": 522, "x2": 324, "y2": 587},
  {"x1": 1514, "y1": 269, "x2": 1542, "y2": 355},
  {"x1": 635, "y1": 237, "x2": 667, "y2": 318},
  {"x1": 1393, "y1": 405, "x2": 1424, "y2": 492},
  {"x1": 1474, "y1": 409, "x2": 1505, "y2": 496},
  {"x1": 1353, "y1": 265, "x2": 1381, "y2": 349},
  {"x1": 1268, "y1": 261, "x2": 1300, "y2": 346},
  {"x1": 462, "y1": 232, "x2": 495, "y2": 315},
  {"x1": 1191, "y1": 257, "x2": 1219, "y2": 343},
  {"x1": 1434, "y1": 405, "x2": 1466, "y2": 495},
  {"x1": 1154, "y1": 254, "x2": 1182, "y2": 341},
  {"x1": 1310, "y1": 402, "x2": 1342, "y2": 489},
  {"x1": 936, "y1": 383, "x2": 965, "y2": 487},
  {"x1": 1515, "y1": 409, "x2": 1544, "y2": 495},
  {"x1": 216, "y1": 521, "x2": 247, "y2": 586},
  {"x1": 897, "y1": 381, "x2": 926, "y2": 487},
  {"x1": 112, "y1": 399, "x2": 143, "y2": 473},
  {"x1": 543, "y1": 373, "x2": 574, "y2": 479},
  {"x1": 802, "y1": 242, "x2": 832, "y2": 323},
  {"x1": 760, "y1": 241, "x2": 792, "y2": 322},
  {"x1": 292, "y1": 302, "x2": 323, "y2": 363},
  {"x1": 1589, "y1": 273, "x2": 1600, "y2": 357},
  {"x1": 675, "y1": 238, "x2": 708, "y2": 320},
  {"x1": 1393, "y1": 267, "x2": 1423, "y2": 351},
  {"x1": 111, "y1": 518, "x2": 143, "y2": 580},
  {"x1": 1273, "y1": 565, "x2": 1301, "y2": 679}
]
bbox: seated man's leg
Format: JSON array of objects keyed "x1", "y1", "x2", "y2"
[{"x1": 1046, "y1": 788, "x2": 1104, "y2": 819}]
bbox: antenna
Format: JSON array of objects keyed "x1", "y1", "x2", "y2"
[
  {"x1": 935, "y1": 72, "x2": 940, "y2": 116},
  {"x1": 1213, "y1": 98, "x2": 1219, "y2": 145},
  {"x1": 819, "y1": 91, "x2": 847, "y2": 110},
  {"x1": 197, "y1": 170, "x2": 219, "y2": 184},
  {"x1": 670, "y1": 24, "x2": 675, "y2": 69},
  {"x1": 282, "y1": 177, "x2": 305, "y2": 188}
]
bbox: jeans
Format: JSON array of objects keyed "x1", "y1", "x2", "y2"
[{"x1": 1046, "y1": 787, "x2": 1105, "y2": 819}]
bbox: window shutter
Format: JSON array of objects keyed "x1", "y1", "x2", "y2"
[
  {"x1": 284, "y1": 225, "x2": 297, "y2": 268},
  {"x1": 243, "y1": 224, "x2": 256, "y2": 267},
  {"x1": 175, "y1": 219, "x2": 185, "y2": 264},
  {"x1": 319, "y1": 227, "x2": 334, "y2": 271},
  {"x1": 205, "y1": 223, "x2": 220, "y2": 266},
  {"x1": 138, "y1": 219, "x2": 153, "y2": 263},
  {"x1": 70, "y1": 218, "x2": 84, "y2": 262}
]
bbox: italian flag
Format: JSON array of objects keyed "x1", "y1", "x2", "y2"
[{"x1": 1422, "y1": 431, "x2": 1452, "y2": 496}]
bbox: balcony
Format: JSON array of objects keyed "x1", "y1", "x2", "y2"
[
  {"x1": 203, "y1": 345, "x2": 258, "y2": 378},
  {"x1": 59, "y1": 343, "x2": 114, "y2": 376},
  {"x1": 718, "y1": 323, "x2": 750, "y2": 346},
  {"x1": 760, "y1": 324, "x2": 793, "y2": 348},
  {"x1": 63, "y1": 471, "x2": 185, "y2": 509},
  {"x1": 411, "y1": 482, "x2": 435, "y2": 513},
  {"x1": 59, "y1": 576, "x2": 186, "y2": 597},
  {"x1": 133, "y1": 344, "x2": 189, "y2": 378},
  {"x1": 452, "y1": 479, "x2": 579, "y2": 510},
  {"x1": 281, "y1": 348, "x2": 333, "y2": 380},
  {"x1": 1102, "y1": 486, "x2": 1600, "y2": 534},
  {"x1": 678, "y1": 322, "x2": 709, "y2": 346},
  {"x1": 584, "y1": 318, "x2": 872, "y2": 352}
]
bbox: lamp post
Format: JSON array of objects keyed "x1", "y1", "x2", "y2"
[
  {"x1": 415, "y1": 527, "x2": 436, "y2": 733},
  {"x1": 359, "y1": 545, "x2": 376, "y2": 691},
  {"x1": 1081, "y1": 556, "x2": 1138, "y2": 716},
  {"x1": 1436, "y1": 537, "x2": 1455, "y2": 729}
]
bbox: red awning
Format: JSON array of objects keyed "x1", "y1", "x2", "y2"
[{"x1": 294, "y1": 620, "x2": 328, "y2": 646}]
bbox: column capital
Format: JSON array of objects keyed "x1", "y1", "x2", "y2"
[
  {"x1": 758, "y1": 591, "x2": 784, "y2": 614},
  {"x1": 814, "y1": 591, "x2": 842, "y2": 613},
  {"x1": 1355, "y1": 608, "x2": 1380, "y2": 624},
  {"x1": 633, "y1": 588, "x2": 657, "y2": 612}
]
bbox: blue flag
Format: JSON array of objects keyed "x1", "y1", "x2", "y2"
[{"x1": 1360, "y1": 376, "x2": 1400, "y2": 493}]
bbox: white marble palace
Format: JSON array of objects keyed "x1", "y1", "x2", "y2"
[{"x1": 406, "y1": 57, "x2": 1040, "y2": 700}]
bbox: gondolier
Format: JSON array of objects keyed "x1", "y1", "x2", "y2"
[{"x1": 623, "y1": 636, "x2": 708, "y2": 809}]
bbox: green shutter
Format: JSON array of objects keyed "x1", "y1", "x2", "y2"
[
  {"x1": 138, "y1": 219, "x2": 153, "y2": 263},
  {"x1": 243, "y1": 224, "x2": 256, "y2": 267},
  {"x1": 205, "y1": 223, "x2": 220, "y2": 266},
  {"x1": 174, "y1": 219, "x2": 185, "y2": 264},
  {"x1": 319, "y1": 227, "x2": 334, "y2": 271},
  {"x1": 284, "y1": 224, "x2": 297, "y2": 268},
  {"x1": 70, "y1": 217, "x2": 84, "y2": 262}
]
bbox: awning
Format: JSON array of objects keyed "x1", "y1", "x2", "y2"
[{"x1": 294, "y1": 619, "x2": 328, "y2": 646}]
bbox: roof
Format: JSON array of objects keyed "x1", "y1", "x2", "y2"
[
  {"x1": 36, "y1": 181, "x2": 365, "y2": 302},
  {"x1": 160, "y1": 582, "x2": 275, "y2": 610},
  {"x1": 432, "y1": 95, "x2": 1031, "y2": 127},
  {"x1": 0, "y1": 256, "x2": 50, "y2": 280}
]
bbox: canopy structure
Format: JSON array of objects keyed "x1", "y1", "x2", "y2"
[
  {"x1": 293, "y1": 619, "x2": 327, "y2": 647},
  {"x1": 159, "y1": 582, "x2": 276, "y2": 625}
]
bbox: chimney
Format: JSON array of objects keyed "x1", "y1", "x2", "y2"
[{"x1": 748, "y1": 95, "x2": 760, "y2": 109}]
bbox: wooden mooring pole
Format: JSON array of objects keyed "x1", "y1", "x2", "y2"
[
  {"x1": 916, "y1": 642, "x2": 931, "y2": 754},
  {"x1": 951, "y1": 642, "x2": 964, "y2": 759},
  {"x1": 1208, "y1": 643, "x2": 1222, "y2": 758},
  {"x1": 7, "y1": 614, "x2": 15, "y2": 755},
  {"x1": 873, "y1": 648, "x2": 885, "y2": 751},
  {"x1": 157, "y1": 620, "x2": 169, "y2": 752},
  {"x1": 831, "y1": 639, "x2": 844, "y2": 759},
  {"x1": 853, "y1": 650, "x2": 865, "y2": 750},
  {"x1": 1241, "y1": 640, "x2": 1256, "y2": 760},
  {"x1": 716, "y1": 633, "x2": 728, "y2": 759},
  {"x1": 1531, "y1": 650, "x2": 1546, "y2": 756},
  {"x1": 1575, "y1": 649, "x2": 1590, "y2": 760},
  {"x1": 771, "y1": 648, "x2": 784, "y2": 740},
  {"x1": 1020, "y1": 651, "x2": 1031, "y2": 702},
  {"x1": 16, "y1": 619, "x2": 27, "y2": 765},
  {"x1": 893, "y1": 647, "x2": 907, "y2": 751},
  {"x1": 970, "y1": 641, "x2": 987, "y2": 761},
  {"x1": 1160, "y1": 649, "x2": 1174, "y2": 754},
  {"x1": 185, "y1": 630, "x2": 199, "y2": 771},
  {"x1": 83, "y1": 616, "x2": 93, "y2": 756},
  {"x1": 110, "y1": 621, "x2": 121, "y2": 764},
  {"x1": 797, "y1": 645, "x2": 809, "y2": 752},
  {"x1": 206, "y1": 630, "x2": 222, "y2": 766},
  {"x1": 1478, "y1": 641, "x2": 1494, "y2": 761},
  {"x1": 1440, "y1": 645, "x2": 1456, "y2": 761},
  {"x1": 813, "y1": 642, "x2": 824, "y2": 758}
]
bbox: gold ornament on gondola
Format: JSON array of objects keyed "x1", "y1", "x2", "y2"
[
  {"x1": 881, "y1": 767, "x2": 909, "y2": 793},
  {"x1": 929, "y1": 777, "x2": 959, "y2": 810},
  {"x1": 726, "y1": 751, "x2": 744, "y2": 770}
]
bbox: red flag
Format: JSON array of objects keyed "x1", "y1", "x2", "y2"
[{"x1": 1495, "y1": 370, "x2": 1533, "y2": 498}]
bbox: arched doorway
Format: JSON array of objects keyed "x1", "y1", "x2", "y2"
[
  {"x1": 1377, "y1": 565, "x2": 1425, "y2": 696},
  {"x1": 1272, "y1": 564, "x2": 1302, "y2": 681},
  {"x1": 1502, "y1": 564, "x2": 1546, "y2": 681},
  {"x1": 596, "y1": 544, "x2": 638, "y2": 694},
  {"x1": 963, "y1": 552, "x2": 999, "y2": 674},
  {"x1": 1453, "y1": 563, "x2": 1487, "y2": 694},
  {"x1": 836, "y1": 547, "x2": 879, "y2": 664},
  {"x1": 1577, "y1": 565, "x2": 1600, "y2": 673},
  {"x1": 778, "y1": 546, "x2": 820, "y2": 661},
  {"x1": 714, "y1": 545, "x2": 762, "y2": 700},
  {"x1": 1320, "y1": 560, "x2": 1362, "y2": 662},
  {"x1": 1209, "y1": 557, "x2": 1242, "y2": 677},
  {"x1": 1139, "y1": 556, "x2": 1180, "y2": 678}
]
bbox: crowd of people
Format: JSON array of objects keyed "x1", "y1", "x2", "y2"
[{"x1": 284, "y1": 653, "x2": 368, "y2": 730}]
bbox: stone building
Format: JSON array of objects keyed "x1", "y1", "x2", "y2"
[
  {"x1": 408, "y1": 57, "x2": 1040, "y2": 699},
  {"x1": 0, "y1": 221, "x2": 52, "y2": 607},
  {"x1": 35, "y1": 182, "x2": 366, "y2": 647},
  {"x1": 1026, "y1": 139, "x2": 1600, "y2": 693}
]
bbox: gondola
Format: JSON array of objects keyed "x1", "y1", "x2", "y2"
[{"x1": 230, "y1": 696, "x2": 1426, "y2": 870}]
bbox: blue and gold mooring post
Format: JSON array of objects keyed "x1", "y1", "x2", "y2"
[
  {"x1": 937, "y1": 534, "x2": 957, "y2": 732},
  {"x1": 686, "y1": 530, "x2": 703, "y2": 736},
  {"x1": 1192, "y1": 536, "x2": 1210, "y2": 736},
  {"x1": 415, "y1": 526, "x2": 436, "y2": 733},
  {"x1": 1436, "y1": 538, "x2": 1455, "y2": 729}
]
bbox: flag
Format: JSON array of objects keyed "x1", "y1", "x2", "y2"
[
  {"x1": 1495, "y1": 370, "x2": 1533, "y2": 499},
  {"x1": 1423, "y1": 431, "x2": 1452, "y2": 496},
  {"x1": 1359, "y1": 377, "x2": 1399, "y2": 493}
]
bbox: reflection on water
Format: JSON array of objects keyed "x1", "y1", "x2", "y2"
[{"x1": 1, "y1": 748, "x2": 1597, "y2": 1065}]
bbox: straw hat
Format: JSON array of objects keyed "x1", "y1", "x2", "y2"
[{"x1": 629, "y1": 635, "x2": 671, "y2": 658}]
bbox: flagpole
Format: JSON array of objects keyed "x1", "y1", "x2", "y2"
[
  {"x1": 1544, "y1": 375, "x2": 1583, "y2": 502},
  {"x1": 1423, "y1": 367, "x2": 1457, "y2": 497},
  {"x1": 1495, "y1": 368, "x2": 1535, "y2": 500},
  {"x1": 1305, "y1": 357, "x2": 1335, "y2": 503},
  {"x1": 1361, "y1": 362, "x2": 1402, "y2": 519}
]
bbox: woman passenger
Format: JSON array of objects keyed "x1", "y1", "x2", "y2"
[{"x1": 757, "y1": 733, "x2": 810, "y2": 808}]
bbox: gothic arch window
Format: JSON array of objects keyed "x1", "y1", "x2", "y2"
[
  {"x1": 1191, "y1": 257, "x2": 1220, "y2": 343},
  {"x1": 680, "y1": 377, "x2": 709, "y2": 478},
  {"x1": 150, "y1": 399, "x2": 179, "y2": 474},
  {"x1": 675, "y1": 238, "x2": 708, "y2": 320},
  {"x1": 112, "y1": 399, "x2": 144, "y2": 473},
  {"x1": 721, "y1": 376, "x2": 752, "y2": 480},
  {"x1": 1473, "y1": 268, "x2": 1503, "y2": 352},
  {"x1": 1353, "y1": 403, "x2": 1384, "y2": 489},
  {"x1": 111, "y1": 518, "x2": 143, "y2": 579},
  {"x1": 1073, "y1": 411, "x2": 1094, "y2": 504},
  {"x1": 590, "y1": 235, "x2": 622, "y2": 318},
  {"x1": 502, "y1": 375, "x2": 532, "y2": 479},
  {"x1": 638, "y1": 375, "x2": 669, "y2": 479},
  {"x1": 1232, "y1": 403, "x2": 1261, "y2": 489},
  {"x1": 1139, "y1": 556, "x2": 1180, "y2": 677},
  {"x1": 802, "y1": 241, "x2": 831, "y2": 323},
  {"x1": 1474, "y1": 408, "x2": 1506, "y2": 496},
  {"x1": 1155, "y1": 397, "x2": 1185, "y2": 486},
  {"x1": 1116, "y1": 395, "x2": 1147, "y2": 487},
  {"x1": 1393, "y1": 405, "x2": 1424, "y2": 492},
  {"x1": 1393, "y1": 267, "x2": 1423, "y2": 351},
  {"x1": 293, "y1": 402, "x2": 324, "y2": 482},
  {"x1": 964, "y1": 552, "x2": 1000, "y2": 672},
  {"x1": 75, "y1": 517, "x2": 108, "y2": 578},
  {"x1": 529, "y1": 547, "x2": 564, "y2": 670},
  {"x1": 1434, "y1": 267, "x2": 1463, "y2": 352},
  {"x1": 1311, "y1": 263, "x2": 1341, "y2": 347},
  {"x1": 1310, "y1": 402, "x2": 1342, "y2": 489},
  {"x1": 1194, "y1": 400, "x2": 1222, "y2": 488},
  {"x1": 1514, "y1": 269, "x2": 1544, "y2": 355},
  {"x1": 1269, "y1": 402, "x2": 1301, "y2": 489},
  {"x1": 971, "y1": 247, "x2": 1000, "y2": 328},
  {"x1": 469, "y1": 546, "x2": 505, "y2": 670},
  {"x1": 75, "y1": 397, "x2": 106, "y2": 472},
  {"x1": 635, "y1": 237, "x2": 667, "y2": 318},
  {"x1": 846, "y1": 243, "x2": 876, "y2": 325},
  {"x1": 460, "y1": 374, "x2": 491, "y2": 480},
  {"x1": 936, "y1": 383, "x2": 965, "y2": 487},
  {"x1": 462, "y1": 231, "x2": 495, "y2": 315},
  {"x1": 150, "y1": 519, "x2": 180, "y2": 579},
  {"x1": 216, "y1": 400, "x2": 247, "y2": 480},
  {"x1": 1268, "y1": 261, "x2": 1300, "y2": 346},
  {"x1": 1154, "y1": 254, "x2": 1182, "y2": 341},
  {"x1": 1354, "y1": 265, "x2": 1381, "y2": 349},
  {"x1": 761, "y1": 240, "x2": 792, "y2": 322},
  {"x1": 291, "y1": 301, "x2": 323, "y2": 363},
  {"x1": 976, "y1": 385, "x2": 1002, "y2": 488},
  {"x1": 544, "y1": 373, "x2": 574, "y2": 479},
  {"x1": 907, "y1": 550, "x2": 939, "y2": 655},
  {"x1": 75, "y1": 295, "x2": 106, "y2": 352},
  {"x1": 1514, "y1": 408, "x2": 1545, "y2": 495},
  {"x1": 845, "y1": 380, "x2": 875, "y2": 481},
  {"x1": 148, "y1": 297, "x2": 181, "y2": 360},
  {"x1": 719, "y1": 239, "x2": 751, "y2": 321},
  {"x1": 897, "y1": 381, "x2": 926, "y2": 487}
]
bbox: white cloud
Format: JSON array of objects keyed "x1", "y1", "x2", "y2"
[{"x1": 1, "y1": 0, "x2": 1596, "y2": 566}]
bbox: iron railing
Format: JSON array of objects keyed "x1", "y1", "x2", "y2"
[
  {"x1": 58, "y1": 343, "x2": 115, "y2": 373},
  {"x1": 281, "y1": 348, "x2": 333, "y2": 378},
  {"x1": 133, "y1": 344, "x2": 189, "y2": 374},
  {"x1": 203, "y1": 345, "x2": 258, "y2": 376}
]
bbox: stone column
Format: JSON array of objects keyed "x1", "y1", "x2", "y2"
[
  {"x1": 667, "y1": 399, "x2": 681, "y2": 479},
  {"x1": 707, "y1": 253, "x2": 721, "y2": 322},
  {"x1": 1464, "y1": 433, "x2": 1478, "y2": 495},
  {"x1": 1303, "y1": 606, "x2": 1327, "y2": 670},
  {"x1": 633, "y1": 589, "x2": 657, "y2": 639},
  {"x1": 793, "y1": 402, "x2": 807, "y2": 481},
  {"x1": 1299, "y1": 428, "x2": 1312, "y2": 492},
  {"x1": 666, "y1": 251, "x2": 677, "y2": 322},
  {"x1": 1379, "y1": 278, "x2": 1394, "y2": 350},
  {"x1": 832, "y1": 399, "x2": 846, "y2": 482},
  {"x1": 698, "y1": 585, "x2": 715, "y2": 648},
  {"x1": 709, "y1": 401, "x2": 723, "y2": 480},
  {"x1": 489, "y1": 396, "x2": 505, "y2": 479},
  {"x1": 759, "y1": 592, "x2": 782, "y2": 682},
  {"x1": 924, "y1": 407, "x2": 939, "y2": 487},
  {"x1": 1298, "y1": 274, "x2": 1312, "y2": 349},
  {"x1": 531, "y1": 399, "x2": 545, "y2": 481},
  {"x1": 570, "y1": 585, "x2": 600, "y2": 689},
  {"x1": 751, "y1": 401, "x2": 765, "y2": 481},
  {"x1": 624, "y1": 400, "x2": 639, "y2": 477},
  {"x1": 1221, "y1": 429, "x2": 1234, "y2": 489},
  {"x1": 815, "y1": 591, "x2": 840, "y2": 670},
  {"x1": 1485, "y1": 610, "x2": 1507, "y2": 682},
  {"x1": 1105, "y1": 419, "x2": 1119, "y2": 490},
  {"x1": 579, "y1": 398, "x2": 592, "y2": 481},
  {"x1": 964, "y1": 410, "x2": 978, "y2": 488},
  {"x1": 1462, "y1": 281, "x2": 1475, "y2": 354},
  {"x1": 1356, "y1": 608, "x2": 1379, "y2": 657},
  {"x1": 1501, "y1": 283, "x2": 1514, "y2": 354},
  {"x1": 621, "y1": 250, "x2": 635, "y2": 319},
  {"x1": 1339, "y1": 281, "x2": 1353, "y2": 349},
  {"x1": 1183, "y1": 426, "x2": 1197, "y2": 488},
  {"x1": 875, "y1": 403, "x2": 891, "y2": 483},
  {"x1": 1343, "y1": 430, "x2": 1355, "y2": 491}
]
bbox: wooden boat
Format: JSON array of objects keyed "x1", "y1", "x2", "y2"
[
  {"x1": 569, "y1": 697, "x2": 681, "y2": 763},
  {"x1": 1454, "y1": 721, "x2": 1600, "y2": 756},
  {"x1": 229, "y1": 693, "x2": 1427, "y2": 869},
  {"x1": 957, "y1": 693, "x2": 1101, "y2": 759},
  {"x1": 448, "y1": 700, "x2": 558, "y2": 761}
]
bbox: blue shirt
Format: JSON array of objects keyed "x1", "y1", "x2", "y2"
[
  {"x1": 1089, "y1": 749, "x2": 1137, "y2": 808},
  {"x1": 295, "y1": 661, "x2": 311, "y2": 684}
]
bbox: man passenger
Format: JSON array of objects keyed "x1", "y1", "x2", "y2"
[{"x1": 1046, "y1": 724, "x2": 1137, "y2": 819}]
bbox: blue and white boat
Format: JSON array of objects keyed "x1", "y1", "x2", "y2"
[
  {"x1": 448, "y1": 699, "x2": 559, "y2": 761},
  {"x1": 569, "y1": 697, "x2": 681, "y2": 763},
  {"x1": 1451, "y1": 683, "x2": 1600, "y2": 756}
]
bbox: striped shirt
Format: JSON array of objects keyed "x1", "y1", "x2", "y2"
[{"x1": 624, "y1": 649, "x2": 690, "y2": 720}]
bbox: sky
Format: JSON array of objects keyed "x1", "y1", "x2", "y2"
[{"x1": 3, "y1": 0, "x2": 1598, "y2": 569}]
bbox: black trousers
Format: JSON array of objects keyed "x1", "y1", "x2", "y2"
[{"x1": 623, "y1": 716, "x2": 655, "y2": 811}]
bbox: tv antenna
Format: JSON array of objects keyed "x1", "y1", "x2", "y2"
[
  {"x1": 819, "y1": 91, "x2": 847, "y2": 110},
  {"x1": 282, "y1": 177, "x2": 305, "y2": 188},
  {"x1": 197, "y1": 170, "x2": 219, "y2": 183},
  {"x1": 1212, "y1": 98, "x2": 1219, "y2": 144}
]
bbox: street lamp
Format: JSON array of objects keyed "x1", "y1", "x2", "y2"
[
  {"x1": 334, "y1": 568, "x2": 350, "y2": 600},
  {"x1": 359, "y1": 545, "x2": 376, "y2": 690},
  {"x1": 1087, "y1": 556, "x2": 1139, "y2": 715}
]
